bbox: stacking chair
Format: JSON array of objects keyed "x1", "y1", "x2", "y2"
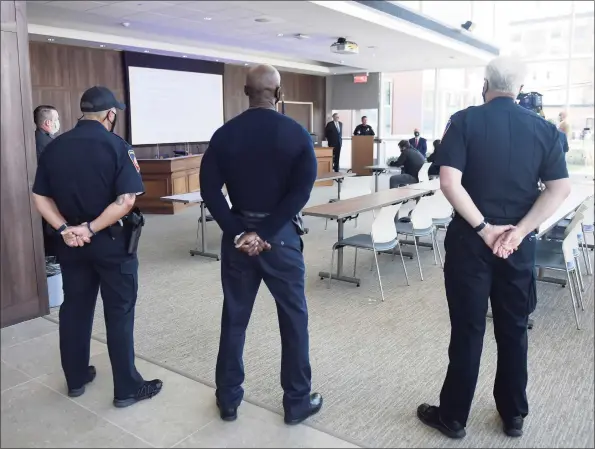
[
  {"x1": 395, "y1": 195, "x2": 443, "y2": 280},
  {"x1": 535, "y1": 223, "x2": 584, "y2": 330},
  {"x1": 417, "y1": 162, "x2": 432, "y2": 183},
  {"x1": 580, "y1": 199, "x2": 594, "y2": 274},
  {"x1": 428, "y1": 190, "x2": 453, "y2": 236},
  {"x1": 325, "y1": 186, "x2": 372, "y2": 230},
  {"x1": 328, "y1": 204, "x2": 409, "y2": 301}
]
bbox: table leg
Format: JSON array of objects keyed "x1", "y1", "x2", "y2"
[
  {"x1": 318, "y1": 218, "x2": 361, "y2": 285},
  {"x1": 329, "y1": 179, "x2": 342, "y2": 203},
  {"x1": 374, "y1": 172, "x2": 379, "y2": 192},
  {"x1": 189, "y1": 202, "x2": 221, "y2": 260}
]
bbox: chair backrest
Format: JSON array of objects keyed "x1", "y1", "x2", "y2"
[
  {"x1": 562, "y1": 222, "x2": 582, "y2": 265},
  {"x1": 371, "y1": 204, "x2": 402, "y2": 244},
  {"x1": 426, "y1": 190, "x2": 453, "y2": 220},
  {"x1": 581, "y1": 196, "x2": 594, "y2": 225},
  {"x1": 417, "y1": 162, "x2": 432, "y2": 183},
  {"x1": 410, "y1": 195, "x2": 434, "y2": 230},
  {"x1": 563, "y1": 211, "x2": 584, "y2": 238}
]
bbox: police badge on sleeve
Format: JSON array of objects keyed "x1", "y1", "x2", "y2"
[{"x1": 128, "y1": 149, "x2": 141, "y2": 173}]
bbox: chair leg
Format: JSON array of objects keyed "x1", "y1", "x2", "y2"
[
  {"x1": 370, "y1": 253, "x2": 375, "y2": 271},
  {"x1": 566, "y1": 269, "x2": 581, "y2": 330},
  {"x1": 353, "y1": 248, "x2": 358, "y2": 277},
  {"x1": 372, "y1": 245, "x2": 385, "y2": 301},
  {"x1": 195, "y1": 217, "x2": 202, "y2": 250},
  {"x1": 431, "y1": 231, "x2": 438, "y2": 265},
  {"x1": 325, "y1": 218, "x2": 328, "y2": 231},
  {"x1": 398, "y1": 243, "x2": 410, "y2": 286},
  {"x1": 355, "y1": 217, "x2": 358, "y2": 228},
  {"x1": 575, "y1": 255, "x2": 585, "y2": 293},
  {"x1": 581, "y1": 226, "x2": 592, "y2": 275},
  {"x1": 328, "y1": 247, "x2": 336, "y2": 289},
  {"x1": 434, "y1": 230, "x2": 444, "y2": 268},
  {"x1": 574, "y1": 267, "x2": 585, "y2": 311},
  {"x1": 413, "y1": 235, "x2": 423, "y2": 281}
]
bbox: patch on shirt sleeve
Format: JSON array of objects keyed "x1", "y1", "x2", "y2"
[
  {"x1": 442, "y1": 119, "x2": 451, "y2": 139},
  {"x1": 128, "y1": 149, "x2": 141, "y2": 173}
]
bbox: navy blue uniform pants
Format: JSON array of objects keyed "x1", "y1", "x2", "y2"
[
  {"x1": 439, "y1": 218, "x2": 536, "y2": 426},
  {"x1": 57, "y1": 231, "x2": 143, "y2": 398},
  {"x1": 216, "y1": 220, "x2": 312, "y2": 416}
]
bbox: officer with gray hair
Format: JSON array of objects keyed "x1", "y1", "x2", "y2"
[{"x1": 416, "y1": 56, "x2": 570, "y2": 439}]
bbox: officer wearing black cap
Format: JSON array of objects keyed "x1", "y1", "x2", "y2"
[
  {"x1": 416, "y1": 57, "x2": 570, "y2": 439},
  {"x1": 200, "y1": 64, "x2": 322, "y2": 425},
  {"x1": 32, "y1": 86, "x2": 163, "y2": 407}
]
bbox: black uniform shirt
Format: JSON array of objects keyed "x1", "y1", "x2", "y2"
[
  {"x1": 32, "y1": 120, "x2": 144, "y2": 224},
  {"x1": 436, "y1": 97, "x2": 568, "y2": 221},
  {"x1": 353, "y1": 124, "x2": 375, "y2": 136},
  {"x1": 35, "y1": 128, "x2": 53, "y2": 161},
  {"x1": 200, "y1": 108, "x2": 317, "y2": 241}
]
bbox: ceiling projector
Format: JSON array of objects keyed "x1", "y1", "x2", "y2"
[{"x1": 331, "y1": 37, "x2": 359, "y2": 55}]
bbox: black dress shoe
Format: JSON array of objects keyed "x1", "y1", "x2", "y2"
[
  {"x1": 417, "y1": 404, "x2": 466, "y2": 439},
  {"x1": 68, "y1": 366, "x2": 97, "y2": 398},
  {"x1": 113, "y1": 379, "x2": 163, "y2": 408},
  {"x1": 284, "y1": 393, "x2": 323, "y2": 425},
  {"x1": 216, "y1": 401, "x2": 238, "y2": 422},
  {"x1": 503, "y1": 416, "x2": 524, "y2": 437}
]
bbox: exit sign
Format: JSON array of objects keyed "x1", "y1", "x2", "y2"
[{"x1": 353, "y1": 75, "x2": 368, "y2": 83}]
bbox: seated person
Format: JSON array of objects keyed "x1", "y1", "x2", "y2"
[
  {"x1": 388, "y1": 140, "x2": 426, "y2": 188},
  {"x1": 427, "y1": 139, "x2": 441, "y2": 177}
]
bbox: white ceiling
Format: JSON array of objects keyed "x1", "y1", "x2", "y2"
[{"x1": 26, "y1": 0, "x2": 496, "y2": 75}]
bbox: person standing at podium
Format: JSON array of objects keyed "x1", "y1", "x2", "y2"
[
  {"x1": 325, "y1": 113, "x2": 343, "y2": 172},
  {"x1": 353, "y1": 116, "x2": 375, "y2": 136}
]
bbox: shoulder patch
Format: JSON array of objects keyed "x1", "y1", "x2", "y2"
[
  {"x1": 128, "y1": 149, "x2": 140, "y2": 173},
  {"x1": 442, "y1": 119, "x2": 451, "y2": 139}
]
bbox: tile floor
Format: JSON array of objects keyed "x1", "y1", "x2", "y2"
[{"x1": 1, "y1": 317, "x2": 359, "y2": 448}]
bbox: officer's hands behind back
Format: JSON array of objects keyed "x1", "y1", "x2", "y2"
[
  {"x1": 478, "y1": 224, "x2": 516, "y2": 259},
  {"x1": 235, "y1": 232, "x2": 271, "y2": 256},
  {"x1": 61, "y1": 223, "x2": 93, "y2": 248}
]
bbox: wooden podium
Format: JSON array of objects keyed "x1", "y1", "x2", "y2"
[{"x1": 351, "y1": 135, "x2": 374, "y2": 176}]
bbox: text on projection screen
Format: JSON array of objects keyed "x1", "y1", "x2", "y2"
[{"x1": 128, "y1": 66, "x2": 224, "y2": 145}]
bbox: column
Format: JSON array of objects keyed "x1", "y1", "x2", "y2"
[{"x1": 1, "y1": 1, "x2": 49, "y2": 327}]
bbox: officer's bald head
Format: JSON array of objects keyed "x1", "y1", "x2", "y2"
[
  {"x1": 245, "y1": 64, "x2": 281, "y2": 104},
  {"x1": 484, "y1": 56, "x2": 526, "y2": 100}
]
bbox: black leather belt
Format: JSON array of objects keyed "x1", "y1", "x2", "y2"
[{"x1": 234, "y1": 210, "x2": 270, "y2": 219}]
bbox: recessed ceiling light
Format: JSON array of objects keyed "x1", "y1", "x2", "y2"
[
  {"x1": 203, "y1": 17, "x2": 212, "y2": 21},
  {"x1": 215, "y1": 59, "x2": 219, "y2": 62},
  {"x1": 277, "y1": 33, "x2": 284, "y2": 37},
  {"x1": 367, "y1": 45, "x2": 376, "y2": 49},
  {"x1": 99, "y1": 44, "x2": 106, "y2": 48},
  {"x1": 47, "y1": 38, "x2": 55, "y2": 42},
  {"x1": 144, "y1": 50, "x2": 150, "y2": 53},
  {"x1": 182, "y1": 55, "x2": 187, "y2": 58},
  {"x1": 244, "y1": 63, "x2": 249, "y2": 66},
  {"x1": 255, "y1": 17, "x2": 271, "y2": 23},
  {"x1": 340, "y1": 60, "x2": 344, "y2": 64},
  {"x1": 121, "y1": 22, "x2": 131, "y2": 27}
]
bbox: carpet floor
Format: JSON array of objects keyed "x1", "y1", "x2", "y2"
[{"x1": 51, "y1": 176, "x2": 595, "y2": 448}]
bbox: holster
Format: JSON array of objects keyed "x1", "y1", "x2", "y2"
[
  {"x1": 292, "y1": 213, "x2": 307, "y2": 236},
  {"x1": 123, "y1": 207, "x2": 145, "y2": 255}
]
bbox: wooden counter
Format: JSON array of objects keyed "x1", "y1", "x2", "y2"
[
  {"x1": 314, "y1": 147, "x2": 333, "y2": 186},
  {"x1": 137, "y1": 155, "x2": 202, "y2": 214}
]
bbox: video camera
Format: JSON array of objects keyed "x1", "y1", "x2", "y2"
[{"x1": 517, "y1": 91, "x2": 543, "y2": 114}]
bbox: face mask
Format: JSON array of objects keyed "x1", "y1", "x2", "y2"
[
  {"x1": 51, "y1": 119, "x2": 60, "y2": 135},
  {"x1": 106, "y1": 112, "x2": 117, "y2": 133},
  {"x1": 414, "y1": 132, "x2": 419, "y2": 137},
  {"x1": 482, "y1": 80, "x2": 488, "y2": 103}
]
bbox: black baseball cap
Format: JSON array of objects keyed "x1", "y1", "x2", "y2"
[{"x1": 80, "y1": 86, "x2": 126, "y2": 112}]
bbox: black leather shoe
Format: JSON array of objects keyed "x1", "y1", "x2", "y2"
[
  {"x1": 417, "y1": 404, "x2": 466, "y2": 439},
  {"x1": 68, "y1": 366, "x2": 97, "y2": 398},
  {"x1": 113, "y1": 379, "x2": 163, "y2": 408},
  {"x1": 284, "y1": 393, "x2": 323, "y2": 425},
  {"x1": 503, "y1": 416, "x2": 524, "y2": 437},
  {"x1": 216, "y1": 401, "x2": 238, "y2": 422}
]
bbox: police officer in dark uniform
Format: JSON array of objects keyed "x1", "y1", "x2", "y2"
[
  {"x1": 416, "y1": 57, "x2": 570, "y2": 439},
  {"x1": 200, "y1": 64, "x2": 323, "y2": 425},
  {"x1": 353, "y1": 116, "x2": 375, "y2": 136},
  {"x1": 32, "y1": 86, "x2": 162, "y2": 407}
]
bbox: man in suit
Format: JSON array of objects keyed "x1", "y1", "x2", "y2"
[
  {"x1": 34, "y1": 105, "x2": 60, "y2": 161},
  {"x1": 325, "y1": 113, "x2": 342, "y2": 172},
  {"x1": 409, "y1": 128, "x2": 428, "y2": 157}
]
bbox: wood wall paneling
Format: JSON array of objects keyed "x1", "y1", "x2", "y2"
[{"x1": 1, "y1": 1, "x2": 49, "y2": 327}]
